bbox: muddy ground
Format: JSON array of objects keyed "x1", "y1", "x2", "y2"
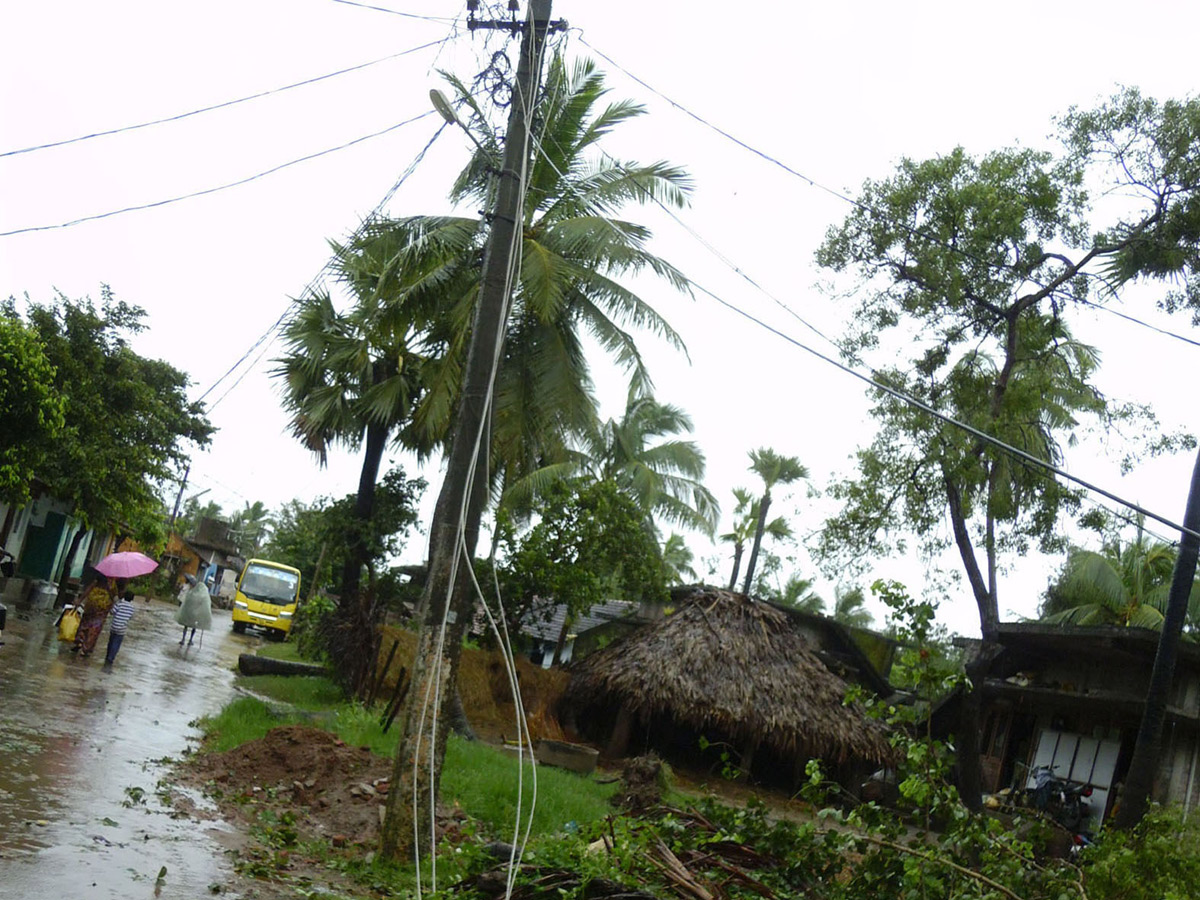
[{"x1": 169, "y1": 722, "x2": 818, "y2": 899}]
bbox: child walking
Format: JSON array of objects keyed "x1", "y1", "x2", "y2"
[{"x1": 104, "y1": 590, "x2": 136, "y2": 665}]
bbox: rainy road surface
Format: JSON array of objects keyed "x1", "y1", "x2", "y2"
[{"x1": 0, "y1": 593, "x2": 266, "y2": 899}]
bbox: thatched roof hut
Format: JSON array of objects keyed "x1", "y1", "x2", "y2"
[{"x1": 563, "y1": 589, "x2": 895, "y2": 769}]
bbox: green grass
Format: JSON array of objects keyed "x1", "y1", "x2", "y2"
[
  {"x1": 254, "y1": 641, "x2": 305, "y2": 662},
  {"x1": 196, "y1": 696, "x2": 304, "y2": 752},
  {"x1": 196, "y1": 692, "x2": 616, "y2": 836},
  {"x1": 238, "y1": 674, "x2": 345, "y2": 709},
  {"x1": 442, "y1": 739, "x2": 616, "y2": 836}
]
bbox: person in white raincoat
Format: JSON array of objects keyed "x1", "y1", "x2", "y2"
[{"x1": 176, "y1": 574, "x2": 213, "y2": 646}]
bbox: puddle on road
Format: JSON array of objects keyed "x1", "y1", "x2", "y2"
[{"x1": 0, "y1": 597, "x2": 259, "y2": 897}]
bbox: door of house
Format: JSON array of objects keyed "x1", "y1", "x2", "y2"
[{"x1": 980, "y1": 707, "x2": 1012, "y2": 793}]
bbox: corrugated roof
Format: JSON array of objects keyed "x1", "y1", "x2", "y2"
[{"x1": 522, "y1": 598, "x2": 636, "y2": 642}]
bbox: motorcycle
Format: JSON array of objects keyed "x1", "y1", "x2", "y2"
[{"x1": 1029, "y1": 764, "x2": 1093, "y2": 831}]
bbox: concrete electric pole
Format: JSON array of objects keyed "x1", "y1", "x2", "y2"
[{"x1": 380, "y1": 0, "x2": 560, "y2": 861}]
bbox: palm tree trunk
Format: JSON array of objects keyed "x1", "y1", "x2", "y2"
[
  {"x1": 741, "y1": 491, "x2": 771, "y2": 595},
  {"x1": 334, "y1": 419, "x2": 388, "y2": 689},
  {"x1": 727, "y1": 542, "x2": 744, "y2": 591},
  {"x1": 1115, "y1": 447, "x2": 1200, "y2": 828}
]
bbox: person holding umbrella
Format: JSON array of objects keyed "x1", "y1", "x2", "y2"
[
  {"x1": 72, "y1": 571, "x2": 124, "y2": 657},
  {"x1": 73, "y1": 551, "x2": 159, "y2": 658}
]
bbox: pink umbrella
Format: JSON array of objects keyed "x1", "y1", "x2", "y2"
[{"x1": 93, "y1": 551, "x2": 159, "y2": 579}]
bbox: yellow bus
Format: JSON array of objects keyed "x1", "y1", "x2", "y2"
[{"x1": 231, "y1": 558, "x2": 302, "y2": 640}]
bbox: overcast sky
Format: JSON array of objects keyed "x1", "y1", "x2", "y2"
[{"x1": 3, "y1": 1, "x2": 1199, "y2": 636}]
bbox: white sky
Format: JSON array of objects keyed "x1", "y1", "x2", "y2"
[{"x1": 3, "y1": 0, "x2": 1199, "y2": 637}]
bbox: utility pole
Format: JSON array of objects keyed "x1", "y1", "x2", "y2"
[
  {"x1": 1114, "y1": 447, "x2": 1200, "y2": 828},
  {"x1": 380, "y1": 0, "x2": 561, "y2": 861},
  {"x1": 167, "y1": 462, "x2": 191, "y2": 534}
]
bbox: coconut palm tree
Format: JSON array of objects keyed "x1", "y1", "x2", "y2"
[
  {"x1": 772, "y1": 574, "x2": 824, "y2": 613},
  {"x1": 340, "y1": 54, "x2": 694, "y2": 529},
  {"x1": 1041, "y1": 518, "x2": 1200, "y2": 632},
  {"x1": 661, "y1": 532, "x2": 698, "y2": 585},
  {"x1": 581, "y1": 383, "x2": 717, "y2": 533},
  {"x1": 831, "y1": 586, "x2": 874, "y2": 629},
  {"x1": 741, "y1": 448, "x2": 809, "y2": 594}
]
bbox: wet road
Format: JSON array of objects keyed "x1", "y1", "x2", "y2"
[{"x1": 0, "y1": 593, "x2": 263, "y2": 899}]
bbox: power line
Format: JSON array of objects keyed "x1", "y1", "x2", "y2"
[
  {"x1": 689, "y1": 275, "x2": 1200, "y2": 543},
  {"x1": 207, "y1": 333, "x2": 278, "y2": 411},
  {"x1": 195, "y1": 307, "x2": 291, "y2": 405},
  {"x1": 593, "y1": 145, "x2": 839, "y2": 352},
  {"x1": 0, "y1": 110, "x2": 437, "y2": 237},
  {"x1": 198, "y1": 121, "x2": 450, "y2": 410},
  {"x1": 1, "y1": 39, "x2": 451, "y2": 159},
  {"x1": 331, "y1": 0, "x2": 458, "y2": 20},
  {"x1": 580, "y1": 35, "x2": 1200, "y2": 357},
  {"x1": 526, "y1": 76, "x2": 1200, "y2": 548},
  {"x1": 1076, "y1": 295, "x2": 1200, "y2": 350}
]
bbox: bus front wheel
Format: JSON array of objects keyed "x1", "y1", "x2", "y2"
[{"x1": 232, "y1": 621, "x2": 247, "y2": 634}]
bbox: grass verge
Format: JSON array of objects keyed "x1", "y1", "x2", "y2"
[
  {"x1": 195, "y1": 690, "x2": 616, "y2": 837},
  {"x1": 253, "y1": 641, "x2": 305, "y2": 662}
]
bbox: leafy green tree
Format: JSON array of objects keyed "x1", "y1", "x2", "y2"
[
  {"x1": 814, "y1": 144, "x2": 1185, "y2": 642},
  {"x1": 1060, "y1": 88, "x2": 1200, "y2": 829},
  {"x1": 0, "y1": 311, "x2": 64, "y2": 504},
  {"x1": 497, "y1": 478, "x2": 666, "y2": 665},
  {"x1": 741, "y1": 448, "x2": 808, "y2": 594},
  {"x1": 1061, "y1": 88, "x2": 1200, "y2": 322},
  {"x1": 817, "y1": 109, "x2": 1200, "y2": 810},
  {"x1": 15, "y1": 290, "x2": 212, "y2": 555},
  {"x1": 262, "y1": 468, "x2": 424, "y2": 672}
]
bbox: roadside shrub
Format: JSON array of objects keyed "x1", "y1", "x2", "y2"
[{"x1": 290, "y1": 594, "x2": 335, "y2": 661}]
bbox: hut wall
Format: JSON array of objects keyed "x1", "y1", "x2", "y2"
[{"x1": 1156, "y1": 721, "x2": 1200, "y2": 811}]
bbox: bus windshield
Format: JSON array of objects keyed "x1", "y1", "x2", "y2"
[{"x1": 240, "y1": 564, "x2": 300, "y2": 604}]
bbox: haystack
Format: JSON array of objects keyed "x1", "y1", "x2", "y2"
[{"x1": 563, "y1": 589, "x2": 894, "y2": 769}]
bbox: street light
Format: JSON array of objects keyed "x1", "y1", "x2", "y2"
[{"x1": 430, "y1": 89, "x2": 489, "y2": 156}]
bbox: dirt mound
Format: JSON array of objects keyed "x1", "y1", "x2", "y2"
[{"x1": 186, "y1": 726, "x2": 393, "y2": 843}]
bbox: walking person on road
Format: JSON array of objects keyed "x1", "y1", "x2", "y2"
[
  {"x1": 176, "y1": 575, "x2": 213, "y2": 647},
  {"x1": 104, "y1": 590, "x2": 136, "y2": 665},
  {"x1": 73, "y1": 574, "x2": 127, "y2": 657}
]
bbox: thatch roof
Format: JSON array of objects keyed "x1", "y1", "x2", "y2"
[{"x1": 563, "y1": 589, "x2": 895, "y2": 765}]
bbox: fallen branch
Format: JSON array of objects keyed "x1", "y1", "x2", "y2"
[
  {"x1": 850, "y1": 833, "x2": 1031, "y2": 900},
  {"x1": 648, "y1": 836, "x2": 717, "y2": 900}
]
